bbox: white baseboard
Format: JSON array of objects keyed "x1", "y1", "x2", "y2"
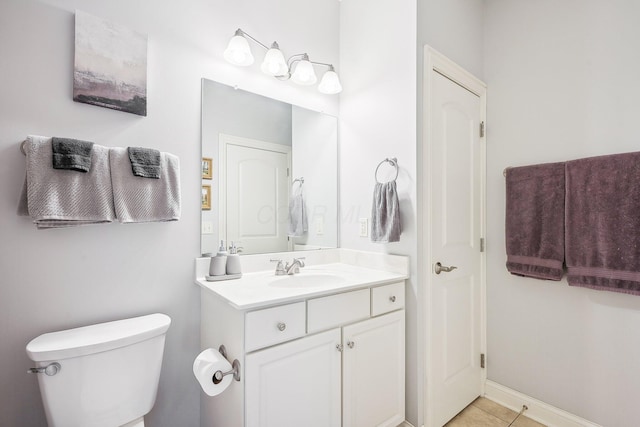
[
  {"x1": 398, "y1": 422, "x2": 415, "y2": 427},
  {"x1": 484, "y1": 380, "x2": 602, "y2": 427}
]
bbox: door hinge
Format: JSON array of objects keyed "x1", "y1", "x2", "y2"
[
  {"x1": 287, "y1": 167, "x2": 290, "y2": 177},
  {"x1": 480, "y1": 237, "x2": 485, "y2": 252},
  {"x1": 480, "y1": 353, "x2": 485, "y2": 369},
  {"x1": 480, "y1": 121, "x2": 485, "y2": 138}
]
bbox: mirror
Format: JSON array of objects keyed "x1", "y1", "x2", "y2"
[{"x1": 201, "y1": 79, "x2": 338, "y2": 256}]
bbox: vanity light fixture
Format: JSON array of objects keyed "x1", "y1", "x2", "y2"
[{"x1": 223, "y1": 28, "x2": 342, "y2": 95}]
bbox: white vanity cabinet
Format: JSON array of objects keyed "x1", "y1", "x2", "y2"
[
  {"x1": 342, "y1": 310, "x2": 405, "y2": 427},
  {"x1": 200, "y1": 280, "x2": 406, "y2": 427},
  {"x1": 245, "y1": 328, "x2": 342, "y2": 427}
]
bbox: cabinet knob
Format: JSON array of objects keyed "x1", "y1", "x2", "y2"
[
  {"x1": 336, "y1": 344, "x2": 343, "y2": 352},
  {"x1": 277, "y1": 322, "x2": 286, "y2": 332},
  {"x1": 389, "y1": 296, "x2": 396, "y2": 303},
  {"x1": 347, "y1": 341, "x2": 355, "y2": 349}
]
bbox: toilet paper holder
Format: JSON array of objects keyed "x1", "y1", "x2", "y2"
[{"x1": 214, "y1": 345, "x2": 241, "y2": 383}]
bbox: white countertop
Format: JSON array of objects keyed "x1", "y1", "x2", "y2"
[{"x1": 194, "y1": 250, "x2": 409, "y2": 310}]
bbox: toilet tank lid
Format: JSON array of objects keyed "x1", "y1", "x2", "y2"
[{"x1": 26, "y1": 313, "x2": 171, "y2": 362}]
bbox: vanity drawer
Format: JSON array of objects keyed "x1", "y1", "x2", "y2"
[
  {"x1": 307, "y1": 289, "x2": 370, "y2": 333},
  {"x1": 245, "y1": 302, "x2": 306, "y2": 352},
  {"x1": 372, "y1": 282, "x2": 405, "y2": 316}
]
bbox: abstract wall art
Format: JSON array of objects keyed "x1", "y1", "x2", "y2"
[{"x1": 73, "y1": 10, "x2": 148, "y2": 116}]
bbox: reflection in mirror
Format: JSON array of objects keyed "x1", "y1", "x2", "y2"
[{"x1": 201, "y1": 79, "x2": 338, "y2": 256}]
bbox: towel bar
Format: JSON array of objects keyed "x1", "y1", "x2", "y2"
[
  {"x1": 375, "y1": 158, "x2": 399, "y2": 183},
  {"x1": 292, "y1": 177, "x2": 304, "y2": 185}
]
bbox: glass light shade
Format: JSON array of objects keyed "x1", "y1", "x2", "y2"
[
  {"x1": 223, "y1": 35, "x2": 254, "y2": 66},
  {"x1": 318, "y1": 69, "x2": 342, "y2": 94},
  {"x1": 291, "y1": 58, "x2": 317, "y2": 85},
  {"x1": 261, "y1": 45, "x2": 288, "y2": 77}
]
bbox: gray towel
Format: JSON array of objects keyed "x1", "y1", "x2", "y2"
[
  {"x1": 287, "y1": 184, "x2": 308, "y2": 237},
  {"x1": 18, "y1": 135, "x2": 115, "y2": 228},
  {"x1": 371, "y1": 181, "x2": 401, "y2": 243},
  {"x1": 110, "y1": 147, "x2": 181, "y2": 223},
  {"x1": 505, "y1": 162, "x2": 565, "y2": 280},
  {"x1": 128, "y1": 146, "x2": 161, "y2": 179},
  {"x1": 565, "y1": 152, "x2": 640, "y2": 295},
  {"x1": 52, "y1": 137, "x2": 94, "y2": 172}
]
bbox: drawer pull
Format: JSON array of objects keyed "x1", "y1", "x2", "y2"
[
  {"x1": 347, "y1": 341, "x2": 355, "y2": 349},
  {"x1": 389, "y1": 296, "x2": 396, "y2": 303},
  {"x1": 277, "y1": 322, "x2": 287, "y2": 332}
]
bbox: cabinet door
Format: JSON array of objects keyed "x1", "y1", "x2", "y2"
[
  {"x1": 343, "y1": 310, "x2": 405, "y2": 427},
  {"x1": 245, "y1": 328, "x2": 341, "y2": 427}
]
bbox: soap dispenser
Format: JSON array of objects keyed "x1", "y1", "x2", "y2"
[
  {"x1": 226, "y1": 241, "x2": 242, "y2": 275},
  {"x1": 209, "y1": 240, "x2": 228, "y2": 276}
]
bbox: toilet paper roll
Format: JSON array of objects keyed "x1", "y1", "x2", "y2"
[{"x1": 193, "y1": 348, "x2": 233, "y2": 396}]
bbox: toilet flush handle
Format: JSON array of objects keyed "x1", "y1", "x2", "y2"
[{"x1": 28, "y1": 362, "x2": 61, "y2": 376}]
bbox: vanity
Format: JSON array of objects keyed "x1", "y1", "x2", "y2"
[
  {"x1": 198, "y1": 79, "x2": 405, "y2": 426},
  {"x1": 194, "y1": 249, "x2": 409, "y2": 427}
]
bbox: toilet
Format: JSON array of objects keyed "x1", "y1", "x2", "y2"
[{"x1": 26, "y1": 313, "x2": 171, "y2": 427}]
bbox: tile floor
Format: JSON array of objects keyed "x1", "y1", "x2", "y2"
[{"x1": 444, "y1": 397, "x2": 546, "y2": 427}]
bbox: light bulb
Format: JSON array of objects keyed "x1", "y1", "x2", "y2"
[
  {"x1": 224, "y1": 32, "x2": 254, "y2": 66},
  {"x1": 318, "y1": 67, "x2": 342, "y2": 94},
  {"x1": 261, "y1": 42, "x2": 288, "y2": 77},
  {"x1": 291, "y1": 55, "x2": 317, "y2": 85}
]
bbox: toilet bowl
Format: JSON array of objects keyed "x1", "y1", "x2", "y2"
[{"x1": 26, "y1": 313, "x2": 171, "y2": 427}]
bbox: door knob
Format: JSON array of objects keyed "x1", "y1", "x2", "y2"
[{"x1": 434, "y1": 262, "x2": 457, "y2": 274}]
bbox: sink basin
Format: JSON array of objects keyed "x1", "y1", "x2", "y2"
[{"x1": 267, "y1": 272, "x2": 347, "y2": 288}]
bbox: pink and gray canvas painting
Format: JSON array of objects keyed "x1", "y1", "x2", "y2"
[{"x1": 73, "y1": 11, "x2": 147, "y2": 116}]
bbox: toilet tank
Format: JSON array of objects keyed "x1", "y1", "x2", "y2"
[{"x1": 26, "y1": 313, "x2": 171, "y2": 427}]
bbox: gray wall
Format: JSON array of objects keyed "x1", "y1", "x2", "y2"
[
  {"x1": 484, "y1": 1, "x2": 640, "y2": 425},
  {"x1": 339, "y1": 1, "x2": 485, "y2": 426},
  {"x1": 339, "y1": 0, "x2": 419, "y2": 422},
  {"x1": 0, "y1": 0, "x2": 338, "y2": 426}
]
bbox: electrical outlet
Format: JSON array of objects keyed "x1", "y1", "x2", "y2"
[
  {"x1": 359, "y1": 218, "x2": 369, "y2": 237},
  {"x1": 201, "y1": 221, "x2": 213, "y2": 234}
]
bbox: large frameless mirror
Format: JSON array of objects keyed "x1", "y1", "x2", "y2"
[{"x1": 201, "y1": 79, "x2": 338, "y2": 255}]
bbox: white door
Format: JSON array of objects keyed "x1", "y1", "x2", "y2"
[
  {"x1": 245, "y1": 328, "x2": 342, "y2": 427},
  {"x1": 221, "y1": 134, "x2": 291, "y2": 254},
  {"x1": 343, "y1": 311, "x2": 405, "y2": 427},
  {"x1": 423, "y1": 48, "x2": 486, "y2": 427}
]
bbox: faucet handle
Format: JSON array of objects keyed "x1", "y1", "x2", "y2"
[
  {"x1": 270, "y1": 259, "x2": 286, "y2": 275},
  {"x1": 293, "y1": 257, "x2": 306, "y2": 267}
]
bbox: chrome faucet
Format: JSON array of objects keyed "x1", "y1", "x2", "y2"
[{"x1": 285, "y1": 257, "x2": 305, "y2": 275}]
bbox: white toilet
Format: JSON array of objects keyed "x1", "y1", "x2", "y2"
[{"x1": 26, "y1": 313, "x2": 171, "y2": 427}]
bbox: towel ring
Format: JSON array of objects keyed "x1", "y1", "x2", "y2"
[
  {"x1": 292, "y1": 177, "x2": 304, "y2": 187},
  {"x1": 375, "y1": 158, "x2": 399, "y2": 183},
  {"x1": 20, "y1": 140, "x2": 27, "y2": 156}
]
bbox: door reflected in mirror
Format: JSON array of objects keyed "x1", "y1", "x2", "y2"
[{"x1": 201, "y1": 79, "x2": 338, "y2": 255}]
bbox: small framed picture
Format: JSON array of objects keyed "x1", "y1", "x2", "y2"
[
  {"x1": 201, "y1": 185, "x2": 211, "y2": 210},
  {"x1": 202, "y1": 157, "x2": 213, "y2": 180}
]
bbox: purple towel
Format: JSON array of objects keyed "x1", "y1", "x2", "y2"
[
  {"x1": 505, "y1": 162, "x2": 565, "y2": 280},
  {"x1": 565, "y1": 152, "x2": 640, "y2": 295}
]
